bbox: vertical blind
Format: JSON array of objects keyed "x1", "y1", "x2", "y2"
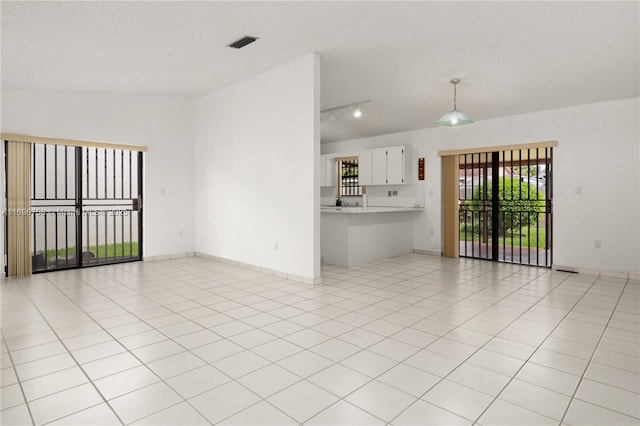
[
  {"x1": 6, "y1": 141, "x2": 32, "y2": 277},
  {"x1": 441, "y1": 155, "x2": 460, "y2": 258}
]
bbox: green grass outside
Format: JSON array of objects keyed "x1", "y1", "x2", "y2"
[
  {"x1": 460, "y1": 225, "x2": 548, "y2": 249},
  {"x1": 45, "y1": 242, "x2": 139, "y2": 260}
]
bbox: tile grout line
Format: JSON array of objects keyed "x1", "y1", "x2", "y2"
[
  {"x1": 212, "y1": 258, "x2": 525, "y2": 425},
  {"x1": 0, "y1": 331, "x2": 37, "y2": 426},
  {"x1": 39, "y1": 267, "x2": 241, "y2": 424},
  {"x1": 0, "y1": 258, "x2": 558, "y2": 425},
  {"x1": 251, "y1": 259, "x2": 478, "y2": 424},
  {"x1": 469, "y1": 275, "x2": 620, "y2": 425},
  {"x1": 558, "y1": 278, "x2": 631, "y2": 425},
  {"x1": 4, "y1": 255, "x2": 634, "y2": 425},
  {"x1": 40, "y1": 268, "x2": 239, "y2": 424},
  {"x1": 45, "y1": 259, "x2": 369, "y2": 424},
  {"x1": 385, "y1": 267, "x2": 577, "y2": 424},
  {"x1": 35, "y1": 266, "x2": 306, "y2": 424},
  {"x1": 7, "y1": 277, "x2": 126, "y2": 425},
  {"x1": 6, "y1": 257, "x2": 459, "y2": 424},
  {"x1": 299, "y1": 265, "x2": 564, "y2": 424},
  {"x1": 298, "y1": 262, "x2": 583, "y2": 423}
]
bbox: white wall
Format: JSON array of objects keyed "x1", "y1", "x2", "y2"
[
  {"x1": 194, "y1": 53, "x2": 321, "y2": 282},
  {"x1": 322, "y1": 97, "x2": 640, "y2": 276},
  {"x1": 2, "y1": 85, "x2": 634, "y2": 278},
  {"x1": 1, "y1": 89, "x2": 196, "y2": 259}
]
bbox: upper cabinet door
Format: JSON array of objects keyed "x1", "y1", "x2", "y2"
[
  {"x1": 386, "y1": 146, "x2": 405, "y2": 184},
  {"x1": 358, "y1": 151, "x2": 372, "y2": 186},
  {"x1": 320, "y1": 155, "x2": 336, "y2": 187},
  {"x1": 371, "y1": 148, "x2": 387, "y2": 185}
]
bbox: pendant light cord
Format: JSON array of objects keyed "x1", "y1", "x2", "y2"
[{"x1": 453, "y1": 81, "x2": 457, "y2": 110}]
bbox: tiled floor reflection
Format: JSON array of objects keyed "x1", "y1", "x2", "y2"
[{"x1": 1, "y1": 254, "x2": 638, "y2": 425}]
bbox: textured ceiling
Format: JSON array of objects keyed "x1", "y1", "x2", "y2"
[{"x1": 2, "y1": 1, "x2": 638, "y2": 143}]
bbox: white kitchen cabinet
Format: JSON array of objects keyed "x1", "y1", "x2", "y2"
[
  {"x1": 331, "y1": 145, "x2": 411, "y2": 188},
  {"x1": 360, "y1": 146, "x2": 407, "y2": 185},
  {"x1": 321, "y1": 155, "x2": 337, "y2": 187},
  {"x1": 358, "y1": 151, "x2": 372, "y2": 186},
  {"x1": 371, "y1": 148, "x2": 388, "y2": 185},
  {"x1": 386, "y1": 146, "x2": 405, "y2": 184}
]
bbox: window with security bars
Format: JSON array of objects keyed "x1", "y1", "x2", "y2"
[{"x1": 338, "y1": 157, "x2": 362, "y2": 196}]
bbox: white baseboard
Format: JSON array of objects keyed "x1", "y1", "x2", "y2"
[
  {"x1": 553, "y1": 264, "x2": 637, "y2": 279},
  {"x1": 143, "y1": 252, "x2": 195, "y2": 262},
  {"x1": 194, "y1": 252, "x2": 322, "y2": 285},
  {"x1": 413, "y1": 249, "x2": 441, "y2": 256}
]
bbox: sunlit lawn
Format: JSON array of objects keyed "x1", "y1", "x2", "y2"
[{"x1": 460, "y1": 225, "x2": 547, "y2": 248}]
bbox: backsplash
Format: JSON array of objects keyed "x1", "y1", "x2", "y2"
[{"x1": 321, "y1": 184, "x2": 424, "y2": 208}]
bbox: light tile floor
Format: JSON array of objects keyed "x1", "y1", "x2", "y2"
[{"x1": 1, "y1": 254, "x2": 639, "y2": 425}]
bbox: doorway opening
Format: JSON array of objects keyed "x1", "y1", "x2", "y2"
[
  {"x1": 6, "y1": 142, "x2": 143, "y2": 274},
  {"x1": 458, "y1": 147, "x2": 552, "y2": 266}
]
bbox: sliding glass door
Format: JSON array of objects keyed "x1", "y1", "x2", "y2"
[
  {"x1": 458, "y1": 147, "x2": 552, "y2": 266},
  {"x1": 8, "y1": 142, "x2": 143, "y2": 274}
]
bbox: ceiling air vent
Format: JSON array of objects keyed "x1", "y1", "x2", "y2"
[{"x1": 228, "y1": 36, "x2": 258, "y2": 49}]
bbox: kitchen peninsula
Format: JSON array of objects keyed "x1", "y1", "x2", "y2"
[{"x1": 321, "y1": 206, "x2": 422, "y2": 267}]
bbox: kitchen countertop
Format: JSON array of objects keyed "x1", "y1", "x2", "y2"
[{"x1": 320, "y1": 206, "x2": 423, "y2": 213}]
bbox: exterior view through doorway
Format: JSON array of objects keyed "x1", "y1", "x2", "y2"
[
  {"x1": 440, "y1": 141, "x2": 554, "y2": 267},
  {"x1": 4, "y1": 136, "x2": 144, "y2": 275},
  {"x1": 458, "y1": 147, "x2": 552, "y2": 266}
]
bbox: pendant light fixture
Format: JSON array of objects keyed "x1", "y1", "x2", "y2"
[
  {"x1": 437, "y1": 79, "x2": 473, "y2": 127},
  {"x1": 353, "y1": 107, "x2": 362, "y2": 118}
]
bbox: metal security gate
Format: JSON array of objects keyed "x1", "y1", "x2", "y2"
[
  {"x1": 15, "y1": 143, "x2": 143, "y2": 273},
  {"x1": 458, "y1": 147, "x2": 552, "y2": 266}
]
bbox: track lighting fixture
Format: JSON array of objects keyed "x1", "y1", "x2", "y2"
[{"x1": 321, "y1": 100, "x2": 370, "y2": 122}]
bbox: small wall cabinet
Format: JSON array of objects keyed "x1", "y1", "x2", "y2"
[
  {"x1": 359, "y1": 145, "x2": 409, "y2": 185},
  {"x1": 358, "y1": 151, "x2": 372, "y2": 186},
  {"x1": 320, "y1": 154, "x2": 337, "y2": 187}
]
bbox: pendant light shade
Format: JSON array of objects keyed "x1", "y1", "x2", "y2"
[
  {"x1": 437, "y1": 79, "x2": 473, "y2": 127},
  {"x1": 437, "y1": 109, "x2": 473, "y2": 127}
]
